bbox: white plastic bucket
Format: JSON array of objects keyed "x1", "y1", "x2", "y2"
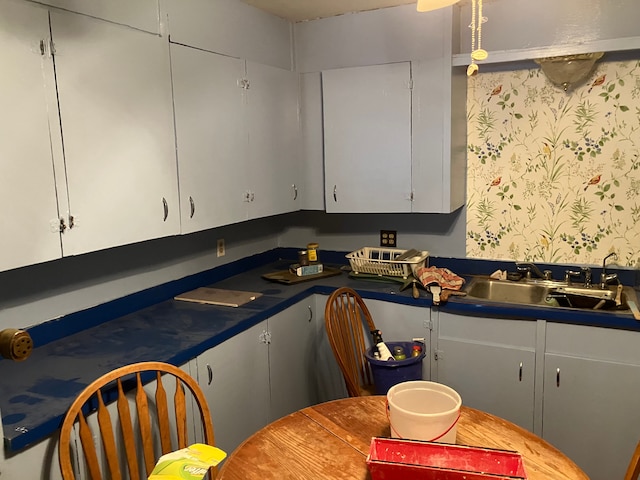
[{"x1": 386, "y1": 380, "x2": 462, "y2": 443}]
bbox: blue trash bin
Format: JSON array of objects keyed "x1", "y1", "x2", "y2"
[{"x1": 365, "y1": 341, "x2": 426, "y2": 395}]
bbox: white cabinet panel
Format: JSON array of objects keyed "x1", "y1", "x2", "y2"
[
  {"x1": 171, "y1": 44, "x2": 248, "y2": 232},
  {"x1": 434, "y1": 312, "x2": 536, "y2": 431},
  {"x1": 412, "y1": 59, "x2": 467, "y2": 213},
  {"x1": 323, "y1": 62, "x2": 412, "y2": 213},
  {"x1": 299, "y1": 72, "x2": 325, "y2": 211},
  {"x1": 543, "y1": 323, "x2": 640, "y2": 480},
  {"x1": 51, "y1": 11, "x2": 179, "y2": 255},
  {"x1": 196, "y1": 322, "x2": 270, "y2": 455},
  {"x1": 246, "y1": 61, "x2": 300, "y2": 219},
  {"x1": 268, "y1": 300, "x2": 318, "y2": 421},
  {"x1": 0, "y1": 0, "x2": 62, "y2": 272}
]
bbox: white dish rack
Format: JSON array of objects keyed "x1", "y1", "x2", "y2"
[{"x1": 346, "y1": 247, "x2": 429, "y2": 279}]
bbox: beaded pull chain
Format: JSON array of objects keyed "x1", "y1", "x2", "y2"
[{"x1": 467, "y1": 0, "x2": 488, "y2": 76}]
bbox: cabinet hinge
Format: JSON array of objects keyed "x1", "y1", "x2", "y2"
[
  {"x1": 259, "y1": 330, "x2": 271, "y2": 344},
  {"x1": 407, "y1": 79, "x2": 414, "y2": 90},
  {"x1": 238, "y1": 78, "x2": 250, "y2": 90},
  {"x1": 424, "y1": 319, "x2": 433, "y2": 331},
  {"x1": 40, "y1": 38, "x2": 55, "y2": 58},
  {"x1": 434, "y1": 349, "x2": 443, "y2": 361}
]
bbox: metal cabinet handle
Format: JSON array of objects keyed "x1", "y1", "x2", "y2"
[
  {"x1": 308, "y1": 306, "x2": 313, "y2": 322},
  {"x1": 519, "y1": 362, "x2": 523, "y2": 382},
  {"x1": 162, "y1": 197, "x2": 168, "y2": 221},
  {"x1": 207, "y1": 364, "x2": 213, "y2": 385},
  {"x1": 556, "y1": 367, "x2": 560, "y2": 387},
  {"x1": 333, "y1": 185, "x2": 337, "y2": 202},
  {"x1": 189, "y1": 196, "x2": 195, "y2": 218},
  {"x1": 293, "y1": 184, "x2": 298, "y2": 200}
]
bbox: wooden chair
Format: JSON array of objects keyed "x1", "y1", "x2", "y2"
[
  {"x1": 58, "y1": 361, "x2": 216, "y2": 480},
  {"x1": 325, "y1": 287, "x2": 377, "y2": 397},
  {"x1": 625, "y1": 439, "x2": 640, "y2": 480}
]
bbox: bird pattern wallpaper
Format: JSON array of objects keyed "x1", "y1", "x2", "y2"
[{"x1": 466, "y1": 58, "x2": 640, "y2": 267}]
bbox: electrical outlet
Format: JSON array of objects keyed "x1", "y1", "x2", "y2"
[
  {"x1": 217, "y1": 239, "x2": 225, "y2": 257},
  {"x1": 380, "y1": 230, "x2": 397, "y2": 248}
]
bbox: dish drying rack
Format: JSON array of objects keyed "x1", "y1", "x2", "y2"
[{"x1": 346, "y1": 247, "x2": 429, "y2": 279}]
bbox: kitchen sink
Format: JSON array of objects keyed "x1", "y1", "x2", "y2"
[
  {"x1": 464, "y1": 276, "x2": 637, "y2": 312},
  {"x1": 465, "y1": 277, "x2": 554, "y2": 306}
]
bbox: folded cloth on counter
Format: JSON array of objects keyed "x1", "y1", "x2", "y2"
[
  {"x1": 415, "y1": 266, "x2": 465, "y2": 305},
  {"x1": 416, "y1": 266, "x2": 465, "y2": 290}
]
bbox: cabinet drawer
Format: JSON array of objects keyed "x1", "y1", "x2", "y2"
[
  {"x1": 546, "y1": 322, "x2": 640, "y2": 364},
  {"x1": 438, "y1": 313, "x2": 537, "y2": 349}
]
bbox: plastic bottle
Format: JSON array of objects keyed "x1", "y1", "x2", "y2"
[
  {"x1": 307, "y1": 243, "x2": 319, "y2": 263},
  {"x1": 393, "y1": 345, "x2": 406, "y2": 360},
  {"x1": 376, "y1": 342, "x2": 395, "y2": 361},
  {"x1": 370, "y1": 329, "x2": 395, "y2": 361},
  {"x1": 411, "y1": 344, "x2": 423, "y2": 357}
]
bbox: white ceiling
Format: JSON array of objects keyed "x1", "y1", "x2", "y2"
[{"x1": 240, "y1": 0, "x2": 417, "y2": 22}]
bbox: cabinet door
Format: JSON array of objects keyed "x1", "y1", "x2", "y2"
[
  {"x1": 171, "y1": 44, "x2": 248, "y2": 232},
  {"x1": 365, "y1": 299, "x2": 431, "y2": 381},
  {"x1": 246, "y1": 61, "x2": 300, "y2": 219},
  {"x1": 196, "y1": 322, "x2": 270, "y2": 455},
  {"x1": 322, "y1": 62, "x2": 412, "y2": 213},
  {"x1": 543, "y1": 354, "x2": 640, "y2": 480},
  {"x1": 434, "y1": 312, "x2": 536, "y2": 431},
  {"x1": 543, "y1": 323, "x2": 640, "y2": 480},
  {"x1": 50, "y1": 11, "x2": 179, "y2": 256},
  {"x1": 268, "y1": 300, "x2": 318, "y2": 421},
  {"x1": 0, "y1": 0, "x2": 62, "y2": 272}
]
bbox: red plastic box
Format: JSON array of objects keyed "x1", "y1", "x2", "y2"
[{"x1": 366, "y1": 437, "x2": 528, "y2": 479}]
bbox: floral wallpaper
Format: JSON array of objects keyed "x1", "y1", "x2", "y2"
[{"x1": 466, "y1": 59, "x2": 640, "y2": 267}]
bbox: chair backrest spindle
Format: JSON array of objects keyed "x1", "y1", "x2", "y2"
[
  {"x1": 325, "y1": 287, "x2": 377, "y2": 397},
  {"x1": 58, "y1": 361, "x2": 216, "y2": 480}
]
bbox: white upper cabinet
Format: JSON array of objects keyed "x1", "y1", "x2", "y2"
[
  {"x1": 171, "y1": 48, "x2": 300, "y2": 228},
  {"x1": 322, "y1": 62, "x2": 412, "y2": 213},
  {"x1": 171, "y1": 44, "x2": 248, "y2": 233},
  {"x1": 412, "y1": 59, "x2": 467, "y2": 213},
  {"x1": 0, "y1": 0, "x2": 63, "y2": 272},
  {"x1": 314, "y1": 6, "x2": 466, "y2": 214},
  {"x1": 245, "y1": 61, "x2": 300, "y2": 220},
  {"x1": 50, "y1": 10, "x2": 180, "y2": 255}
]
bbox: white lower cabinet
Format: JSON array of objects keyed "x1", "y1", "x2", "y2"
[
  {"x1": 543, "y1": 322, "x2": 640, "y2": 480},
  {"x1": 267, "y1": 300, "x2": 318, "y2": 421},
  {"x1": 194, "y1": 322, "x2": 270, "y2": 456},
  {"x1": 433, "y1": 311, "x2": 536, "y2": 432},
  {"x1": 193, "y1": 300, "x2": 319, "y2": 456}
]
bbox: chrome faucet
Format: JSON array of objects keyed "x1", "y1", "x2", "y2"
[
  {"x1": 515, "y1": 262, "x2": 553, "y2": 281},
  {"x1": 600, "y1": 252, "x2": 619, "y2": 289},
  {"x1": 564, "y1": 267, "x2": 592, "y2": 287}
]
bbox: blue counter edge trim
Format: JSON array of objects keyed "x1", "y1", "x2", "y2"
[
  {"x1": 4, "y1": 248, "x2": 639, "y2": 452},
  {"x1": 21, "y1": 247, "x2": 640, "y2": 350},
  {"x1": 26, "y1": 249, "x2": 288, "y2": 349}
]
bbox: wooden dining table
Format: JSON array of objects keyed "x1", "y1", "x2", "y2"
[{"x1": 216, "y1": 395, "x2": 588, "y2": 480}]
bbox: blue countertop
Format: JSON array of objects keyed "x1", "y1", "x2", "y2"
[{"x1": 1, "y1": 248, "x2": 638, "y2": 452}]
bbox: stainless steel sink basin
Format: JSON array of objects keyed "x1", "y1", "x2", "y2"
[
  {"x1": 465, "y1": 277, "x2": 553, "y2": 305},
  {"x1": 548, "y1": 285, "x2": 635, "y2": 310},
  {"x1": 464, "y1": 276, "x2": 636, "y2": 312}
]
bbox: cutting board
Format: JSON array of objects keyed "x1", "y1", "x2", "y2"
[{"x1": 175, "y1": 287, "x2": 262, "y2": 307}]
